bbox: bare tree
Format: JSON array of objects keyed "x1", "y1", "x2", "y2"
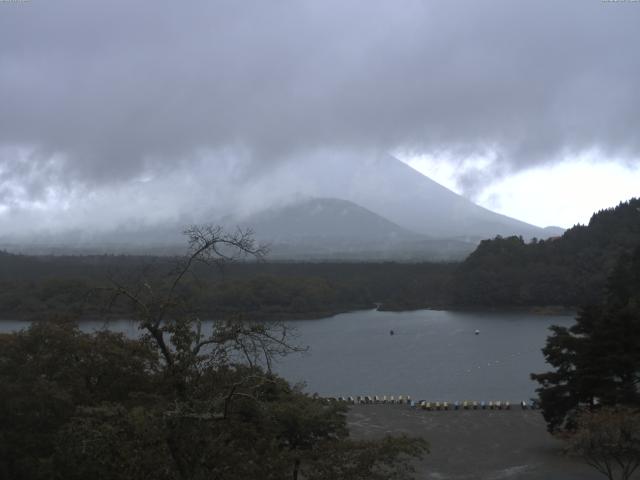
[
  {"x1": 105, "y1": 225, "x2": 302, "y2": 396},
  {"x1": 568, "y1": 407, "x2": 640, "y2": 480}
]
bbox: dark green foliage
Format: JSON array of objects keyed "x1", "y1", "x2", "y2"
[
  {"x1": 0, "y1": 257, "x2": 454, "y2": 321},
  {"x1": 0, "y1": 321, "x2": 158, "y2": 480},
  {"x1": 531, "y1": 246, "x2": 640, "y2": 433},
  {"x1": 454, "y1": 198, "x2": 640, "y2": 307},
  {"x1": 197, "y1": 275, "x2": 372, "y2": 319},
  {"x1": 0, "y1": 320, "x2": 427, "y2": 480}
]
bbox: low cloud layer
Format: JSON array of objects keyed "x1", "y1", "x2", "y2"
[{"x1": 1, "y1": 0, "x2": 639, "y2": 224}]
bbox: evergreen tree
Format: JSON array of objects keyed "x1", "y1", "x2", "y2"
[{"x1": 531, "y1": 246, "x2": 640, "y2": 433}]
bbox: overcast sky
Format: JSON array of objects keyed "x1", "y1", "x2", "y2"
[{"x1": 1, "y1": 0, "x2": 639, "y2": 233}]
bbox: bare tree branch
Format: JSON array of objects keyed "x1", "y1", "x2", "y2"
[{"x1": 98, "y1": 224, "x2": 300, "y2": 401}]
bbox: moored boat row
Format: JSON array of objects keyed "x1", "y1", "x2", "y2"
[
  {"x1": 324, "y1": 396, "x2": 539, "y2": 410},
  {"x1": 326, "y1": 395, "x2": 412, "y2": 404},
  {"x1": 414, "y1": 400, "x2": 538, "y2": 410}
]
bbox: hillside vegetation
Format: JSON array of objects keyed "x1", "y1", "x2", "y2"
[
  {"x1": 452, "y1": 198, "x2": 640, "y2": 308},
  {"x1": 1, "y1": 198, "x2": 638, "y2": 319},
  {"x1": 0, "y1": 255, "x2": 454, "y2": 321}
]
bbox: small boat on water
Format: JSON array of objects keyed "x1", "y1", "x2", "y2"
[
  {"x1": 389, "y1": 329, "x2": 394, "y2": 336},
  {"x1": 474, "y1": 329, "x2": 480, "y2": 335}
]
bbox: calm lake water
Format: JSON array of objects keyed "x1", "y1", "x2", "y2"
[
  {"x1": 2, "y1": 309, "x2": 574, "y2": 401},
  {"x1": 275, "y1": 309, "x2": 574, "y2": 402}
]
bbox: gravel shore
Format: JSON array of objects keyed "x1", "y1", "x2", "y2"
[{"x1": 347, "y1": 405, "x2": 611, "y2": 480}]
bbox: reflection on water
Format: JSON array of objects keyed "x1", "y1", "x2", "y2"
[{"x1": 1, "y1": 309, "x2": 574, "y2": 401}]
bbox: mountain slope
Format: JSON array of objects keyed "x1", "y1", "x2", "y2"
[
  {"x1": 297, "y1": 154, "x2": 559, "y2": 240},
  {"x1": 0, "y1": 154, "x2": 563, "y2": 257},
  {"x1": 229, "y1": 197, "x2": 476, "y2": 260},
  {"x1": 235, "y1": 197, "x2": 416, "y2": 241}
]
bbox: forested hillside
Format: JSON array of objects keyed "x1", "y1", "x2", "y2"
[
  {"x1": 452, "y1": 198, "x2": 640, "y2": 307},
  {"x1": 1, "y1": 198, "x2": 638, "y2": 319},
  {"x1": 0, "y1": 254, "x2": 454, "y2": 321}
]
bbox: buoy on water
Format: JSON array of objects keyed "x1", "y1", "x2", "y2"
[
  {"x1": 475, "y1": 329, "x2": 480, "y2": 335},
  {"x1": 390, "y1": 330, "x2": 394, "y2": 336}
]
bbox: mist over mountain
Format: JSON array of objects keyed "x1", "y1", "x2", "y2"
[
  {"x1": 231, "y1": 197, "x2": 414, "y2": 242},
  {"x1": 287, "y1": 154, "x2": 562, "y2": 240},
  {"x1": 226, "y1": 197, "x2": 476, "y2": 261},
  {"x1": 0, "y1": 154, "x2": 563, "y2": 258}
]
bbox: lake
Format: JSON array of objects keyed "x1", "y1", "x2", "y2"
[
  {"x1": 1, "y1": 309, "x2": 574, "y2": 402},
  {"x1": 275, "y1": 309, "x2": 574, "y2": 402}
]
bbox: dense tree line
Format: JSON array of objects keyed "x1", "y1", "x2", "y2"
[
  {"x1": 1, "y1": 198, "x2": 638, "y2": 320},
  {"x1": 453, "y1": 198, "x2": 640, "y2": 308},
  {"x1": 0, "y1": 254, "x2": 455, "y2": 321}
]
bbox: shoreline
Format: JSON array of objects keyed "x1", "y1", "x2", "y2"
[{"x1": 0, "y1": 304, "x2": 577, "y2": 323}]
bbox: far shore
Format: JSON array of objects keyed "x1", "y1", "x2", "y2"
[
  {"x1": 0, "y1": 304, "x2": 577, "y2": 324},
  {"x1": 377, "y1": 303, "x2": 576, "y2": 316}
]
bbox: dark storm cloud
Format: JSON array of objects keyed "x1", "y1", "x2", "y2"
[{"x1": 1, "y1": 0, "x2": 639, "y2": 198}]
